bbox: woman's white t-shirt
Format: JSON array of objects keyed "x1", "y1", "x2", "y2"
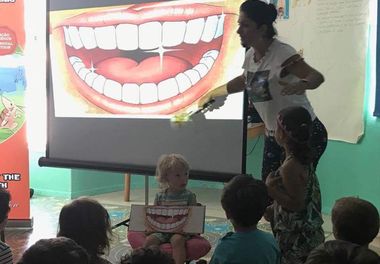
[{"x1": 243, "y1": 39, "x2": 316, "y2": 132}]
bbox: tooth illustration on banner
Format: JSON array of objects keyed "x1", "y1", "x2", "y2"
[
  {"x1": 49, "y1": 1, "x2": 243, "y2": 117},
  {"x1": 0, "y1": 93, "x2": 24, "y2": 134}
]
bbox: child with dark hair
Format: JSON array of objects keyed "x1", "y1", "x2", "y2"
[
  {"x1": 57, "y1": 197, "x2": 112, "y2": 264},
  {"x1": 331, "y1": 197, "x2": 379, "y2": 246},
  {"x1": 209, "y1": 174, "x2": 280, "y2": 264},
  {"x1": 120, "y1": 246, "x2": 174, "y2": 264},
  {"x1": 0, "y1": 188, "x2": 12, "y2": 264},
  {"x1": 305, "y1": 240, "x2": 380, "y2": 264},
  {"x1": 265, "y1": 106, "x2": 324, "y2": 264},
  {"x1": 17, "y1": 237, "x2": 90, "y2": 264}
]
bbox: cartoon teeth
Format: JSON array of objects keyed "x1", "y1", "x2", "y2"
[
  {"x1": 62, "y1": 14, "x2": 225, "y2": 51},
  {"x1": 147, "y1": 216, "x2": 187, "y2": 230},
  {"x1": 145, "y1": 207, "x2": 190, "y2": 232},
  {"x1": 56, "y1": 4, "x2": 229, "y2": 114},
  {"x1": 68, "y1": 49, "x2": 219, "y2": 104},
  {"x1": 146, "y1": 207, "x2": 189, "y2": 216}
]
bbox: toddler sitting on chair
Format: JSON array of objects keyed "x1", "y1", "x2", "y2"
[{"x1": 144, "y1": 154, "x2": 197, "y2": 264}]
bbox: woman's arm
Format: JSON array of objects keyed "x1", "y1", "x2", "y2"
[
  {"x1": 280, "y1": 54, "x2": 325, "y2": 95},
  {"x1": 198, "y1": 75, "x2": 245, "y2": 107},
  {"x1": 266, "y1": 162, "x2": 307, "y2": 211},
  {"x1": 226, "y1": 74, "x2": 246, "y2": 94}
]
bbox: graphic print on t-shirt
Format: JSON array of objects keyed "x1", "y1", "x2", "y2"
[{"x1": 246, "y1": 70, "x2": 272, "y2": 102}]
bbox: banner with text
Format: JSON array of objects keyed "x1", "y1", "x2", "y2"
[{"x1": 0, "y1": 0, "x2": 30, "y2": 221}]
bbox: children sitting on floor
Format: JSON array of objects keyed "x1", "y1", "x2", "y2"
[
  {"x1": 331, "y1": 197, "x2": 379, "y2": 247},
  {"x1": 305, "y1": 240, "x2": 380, "y2": 264},
  {"x1": 120, "y1": 246, "x2": 174, "y2": 264},
  {"x1": 209, "y1": 174, "x2": 280, "y2": 264},
  {"x1": 17, "y1": 237, "x2": 89, "y2": 264},
  {"x1": 143, "y1": 154, "x2": 197, "y2": 264}
]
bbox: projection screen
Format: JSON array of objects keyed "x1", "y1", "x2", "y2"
[{"x1": 39, "y1": 0, "x2": 247, "y2": 182}]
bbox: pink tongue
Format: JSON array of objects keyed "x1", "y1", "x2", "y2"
[
  {"x1": 96, "y1": 56, "x2": 191, "y2": 84},
  {"x1": 156, "y1": 216, "x2": 180, "y2": 224}
]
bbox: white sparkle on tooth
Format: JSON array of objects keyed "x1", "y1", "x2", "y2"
[
  {"x1": 215, "y1": 13, "x2": 226, "y2": 39},
  {"x1": 89, "y1": 61, "x2": 97, "y2": 73},
  {"x1": 145, "y1": 45, "x2": 182, "y2": 70}
]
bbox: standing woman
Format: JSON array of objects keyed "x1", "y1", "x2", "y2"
[{"x1": 202, "y1": 0, "x2": 328, "y2": 182}]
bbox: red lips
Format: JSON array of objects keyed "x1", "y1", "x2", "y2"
[
  {"x1": 57, "y1": 3, "x2": 226, "y2": 27},
  {"x1": 51, "y1": 2, "x2": 236, "y2": 115}
]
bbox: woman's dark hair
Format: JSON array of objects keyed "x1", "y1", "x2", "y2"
[
  {"x1": 240, "y1": 0, "x2": 278, "y2": 38},
  {"x1": 0, "y1": 188, "x2": 10, "y2": 223},
  {"x1": 305, "y1": 240, "x2": 380, "y2": 264},
  {"x1": 277, "y1": 106, "x2": 313, "y2": 165},
  {"x1": 221, "y1": 174, "x2": 268, "y2": 227},
  {"x1": 57, "y1": 197, "x2": 112, "y2": 262}
]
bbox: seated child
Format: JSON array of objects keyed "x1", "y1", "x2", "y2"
[
  {"x1": 57, "y1": 197, "x2": 113, "y2": 264},
  {"x1": 144, "y1": 154, "x2": 197, "y2": 264},
  {"x1": 265, "y1": 106, "x2": 324, "y2": 264},
  {"x1": 209, "y1": 174, "x2": 280, "y2": 264},
  {"x1": 305, "y1": 240, "x2": 380, "y2": 264},
  {"x1": 120, "y1": 246, "x2": 174, "y2": 264},
  {"x1": 17, "y1": 237, "x2": 89, "y2": 264},
  {"x1": 0, "y1": 188, "x2": 12, "y2": 264},
  {"x1": 331, "y1": 197, "x2": 379, "y2": 247}
]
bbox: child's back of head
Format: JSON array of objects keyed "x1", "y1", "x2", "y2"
[
  {"x1": 332, "y1": 197, "x2": 379, "y2": 246},
  {"x1": 305, "y1": 240, "x2": 380, "y2": 264},
  {"x1": 221, "y1": 174, "x2": 268, "y2": 228},
  {"x1": 0, "y1": 188, "x2": 10, "y2": 229},
  {"x1": 57, "y1": 197, "x2": 112, "y2": 260},
  {"x1": 120, "y1": 246, "x2": 174, "y2": 264},
  {"x1": 17, "y1": 237, "x2": 89, "y2": 264},
  {"x1": 277, "y1": 106, "x2": 313, "y2": 165}
]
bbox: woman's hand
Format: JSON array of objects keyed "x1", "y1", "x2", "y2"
[
  {"x1": 279, "y1": 80, "x2": 308, "y2": 95},
  {"x1": 265, "y1": 171, "x2": 282, "y2": 189},
  {"x1": 197, "y1": 85, "x2": 228, "y2": 108},
  {"x1": 264, "y1": 204, "x2": 274, "y2": 222},
  {"x1": 197, "y1": 91, "x2": 215, "y2": 109},
  {"x1": 280, "y1": 54, "x2": 324, "y2": 94}
]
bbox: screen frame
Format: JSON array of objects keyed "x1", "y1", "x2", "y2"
[{"x1": 39, "y1": 0, "x2": 249, "y2": 183}]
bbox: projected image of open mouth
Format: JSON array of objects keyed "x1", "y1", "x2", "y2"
[
  {"x1": 145, "y1": 206, "x2": 190, "y2": 232},
  {"x1": 51, "y1": 2, "x2": 237, "y2": 115}
]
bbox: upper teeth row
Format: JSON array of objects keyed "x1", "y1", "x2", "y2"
[
  {"x1": 146, "y1": 207, "x2": 189, "y2": 216},
  {"x1": 69, "y1": 50, "x2": 219, "y2": 105},
  {"x1": 62, "y1": 14, "x2": 225, "y2": 50}
]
